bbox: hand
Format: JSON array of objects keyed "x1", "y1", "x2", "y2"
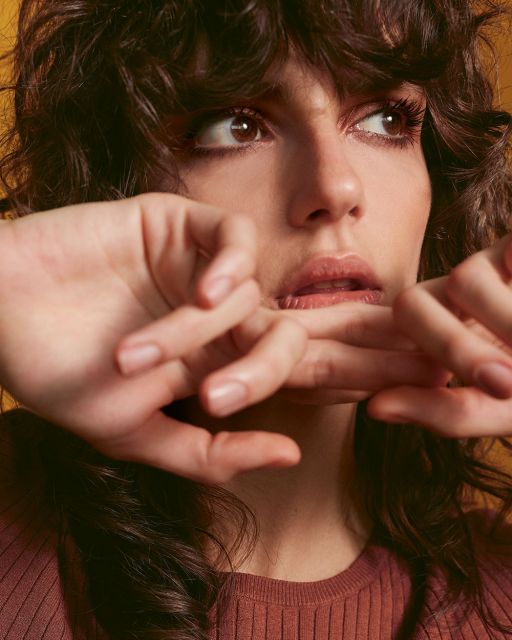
[
  {"x1": 0, "y1": 193, "x2": 448, "y2": 482},
  {"x1": 368, "y1": 233, "x2": 512, "y2": 437},
  {"x1": 0, "y1": 194, "x2": 308, "y2": 482},
  {"x1": 213, "y1": 303, "x2": 450, "y2": 406}
]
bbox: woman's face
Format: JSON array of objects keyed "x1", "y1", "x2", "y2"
[{"x1": 172, "y1": 57, "x2": 431, "y2": 309}]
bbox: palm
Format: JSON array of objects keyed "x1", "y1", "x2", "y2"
[
  {"x1": 0, "y1": 197, "x2": 229, "y2": 437},
  {"x1": 0, "y1": 194, "x2": 445, "y2": 480},
  {"x1": 0, "y1": 195, "x2": 304, "y2": 482}
]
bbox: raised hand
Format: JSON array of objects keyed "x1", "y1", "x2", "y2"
[
  {"x1": 368, "y1": 233, "x2": 512, "y2": 437},
  {"x1": 0, "y1": 192, "x2": 448, "y2": 482},
  {"x1": 208, "y1": 303, "x2": 450, "y2": 407},
  {"x1": 0, "y1": 194, "x2": 306, "y2": 482}
]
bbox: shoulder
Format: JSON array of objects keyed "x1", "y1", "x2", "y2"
[
  {"x1": 416, "y1": 509, "x2": 512, "y2": 639},
  {"x1": 0, "y1": 409, "x2": 103, "y2": 639}
]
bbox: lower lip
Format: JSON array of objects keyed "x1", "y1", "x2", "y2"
[{"x1": 277, "y1": 289, "x2": 383, "y2": 310}]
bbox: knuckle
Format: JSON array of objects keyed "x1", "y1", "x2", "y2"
[
  {"x1": 445, "y1": 259, "x2": 479, "y2": 301},
  {"x1": 226, "y1": 245, "x2": 255, "y2": 272},
  {"x1": 240, "y1": 250, "x2": 256, "y2": 276},
  {"x1": 342, "y1": 308, "x2": 366, "y2": 344},
  {"x1": 378, "y1": 352, "x2": 400, "y2": 381},
  {"x1": 230, "y1": 318, "x2": 263, "y2": 351},
  {"x1": 244, "y1": 278, "x2": 262, "y2": 300},
  {"x1": 441, "y1": 332, "x2": 469, "y2": 367},
  {"x1": 392, "y1": 286, "x2": 421, "y2": 327},
  {"x1": 202, "y1": 431, "x2": 234, "y2": 483},
  {"x1": 136, "y1": 192, "x2": 185, "y2": 216},
  {"x1": 277, "y1": 317, "x2": 308, "y2": 348},
  {"x1": 258, "y1": 350, "x2": 288, "y2": 380},
  {"x1": 235, "y1": 279, "x2": 261, "y2": 313},
  {"x1": 435, "y1": 413, "x2": 471, "y2": 439},
  {"x1": 311, "y1": 354, "x2": 338, "y2": 388}
]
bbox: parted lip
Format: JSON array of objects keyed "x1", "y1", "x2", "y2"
[{"x1": 276, "y1": 254, "x2": 382, "y2": 299}]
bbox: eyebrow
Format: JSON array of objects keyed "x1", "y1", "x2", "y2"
[{"x1": 177, "y1": 75, "x2": 423, "y2": 116}]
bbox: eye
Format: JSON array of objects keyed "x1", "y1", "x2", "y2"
[
  {"x1": 355, "y1": 107, "x2": 408, "y2": 138},
  {"x1": 351, "y1": 98, "x2": 426, "y2": 146},
  {"x1": 195, "y1": 112, "x2": 265, "y2": 149}
]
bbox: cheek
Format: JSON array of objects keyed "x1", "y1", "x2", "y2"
[
  {"x1": 366, "y1": 151, "x2": 430, "y2": 234},
  {"x1": 356, "y1": 149, "x2": 431, "y2": 287},
  {"x1": 177, "y1": 155, "x2": 276, "y2": 215}
]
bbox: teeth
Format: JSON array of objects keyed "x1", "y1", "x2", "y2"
[
  {"x1": 312, "y1": 280, "x2": 335, "y2": 290},
  {"x1": 312, "y1": 279, "x2": 354, "y2": 290},
  {"x1": 333, "y1": 279, "x2": 354, "y2": 288}
]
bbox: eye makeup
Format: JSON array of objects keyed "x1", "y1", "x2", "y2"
[{"x1": 173, "y1": 92, "x2": 426, "y2": 160}]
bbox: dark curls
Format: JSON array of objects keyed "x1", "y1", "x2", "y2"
[{"x1": 1, "y1": 1, "x2": 512, "y2": 639}]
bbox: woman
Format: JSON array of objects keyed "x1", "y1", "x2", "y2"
[{"x1": 0, "y1": 0, "x2": 511, "y2": 638}]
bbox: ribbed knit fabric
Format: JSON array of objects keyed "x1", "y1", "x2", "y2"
[
  {"x1": 208, "y1": 530, "x2": 512, "y2": 640},
  {"x1": 209, "y1": 544, "x2": 411, "y2": 639},
  {"x1": 0, "y1": 414, "x2": 105, "y2": 640},
  {"x1": 1, "y1": 409, "x2": 512, "y2": 639}
]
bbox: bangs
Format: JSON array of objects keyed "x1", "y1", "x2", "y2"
[
  {"x1": 3, "y1": 0, "x2": 508, "y2": 235},
  {"x1": 165, "y1": 0, "x2": 466, "y2": 111}
]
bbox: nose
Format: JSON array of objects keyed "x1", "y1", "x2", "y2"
[{"x1": 285, "y1": 132, "x2": 365, "y2": 227}]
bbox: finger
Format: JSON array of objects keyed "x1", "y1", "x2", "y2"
[
  {"x1": 281, "y1": 303, "x2": 417, "y2": 350},
  {"x1": 96, "y1": 411, "x2": 301, "y2": 484},
  {"x1": 136, "y1": 194, "x2": 256, "y2": 307},
  {"x1": 443, "y1": 251, "x2": 512, "y2": 351},
  {"x1": 116, "y1": 280, "x2": 260, "y2": 376},
  {"x1": 200, "y1": 318, "x2": 308, "y2": 416},
  {"x1": 414, "y1": 232, "x2": 512, "y2": 311},
  {"x1": 367, "y1": 385, "x2": 512, "y2": 438},
  {"x1": 233, "y1": 303, "x2": 418, "y2": 351},
  {"x1": 284, "y1": 340, "x2": 450, "y2": 390},
  {"x1": 393, "y1": 284, "x2": 512, "y2": 399},
  {"x1": 413, "y1": 276, "x2": 453, "y2": 308},
  {"x1": 194, "y1": 214, "x2": 257, "y2": 308}
]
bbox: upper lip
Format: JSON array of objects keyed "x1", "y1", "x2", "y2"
[{"x1": 276, "y1": 254, "x2": 382, "y2": 299}]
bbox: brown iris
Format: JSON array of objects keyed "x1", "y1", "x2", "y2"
[
  {"x1": 381, "y1": 109, "x2": 405, "y2": 136},
  {"x1": 230, "y1": 115, "x2": 260, "y2": 142}
]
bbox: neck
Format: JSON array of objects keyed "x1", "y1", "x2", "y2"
[{"x1": 186, "y1": 398, "x2": 370, "y2": 581}]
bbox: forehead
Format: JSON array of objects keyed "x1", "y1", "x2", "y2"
[
  {"x1": 178, "y1": 50, "x2": 424, "y2": 117},
  {"x1": 163, "y1": 0, "x2": 455, "y2": 119},
  {"x1": 263, "y1": 53, "x2": 425, "y2": 101}
]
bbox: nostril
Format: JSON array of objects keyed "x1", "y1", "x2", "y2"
[
  {"x1": 308, "y1": 208, "x2": 329, "y2": 221},
  {"x1": 306, "y1": 206, "x2": 360, "y2": 222}
]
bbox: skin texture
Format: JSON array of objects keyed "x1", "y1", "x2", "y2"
[
  {"x1": 175, "y1": 59, "x2": 432, "y2": 310},
  {"x1": 1, "y1": 57, "x2": 512, "y2": 580},
  {"x1": 151, "y1": 57, "x2": 439, "y2": 578},
  {"x1": 369, "y1": 235, "x2": 512, "y2": 432}
]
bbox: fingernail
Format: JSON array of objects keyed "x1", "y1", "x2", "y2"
[
  {"x1": 204, "y1": 276, "x2": 234, "y2": 306},
  {"x1": 474, "y1": 362, "x2": 512, "y2": 399},
  {"x1": 207, "y1": 381, "x2": 248, "y2": 416},
  {"x1": 117, "y1": 343, "x2": 161, "y2": 375}
]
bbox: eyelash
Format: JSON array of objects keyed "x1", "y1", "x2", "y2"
[
  {"x1": 183, "y1": 107, "x2": 269, "y2": 159},
  {"x1": 351, "y1": 97, "x2": 426, "y2": 149},
  {"x1": 181, "y1": 98, "x2": 425, "y2": 159}
]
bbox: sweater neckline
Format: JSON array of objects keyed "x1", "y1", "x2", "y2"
[{"x1": 219, "y1": 542, "x2": 389, "y2": 606}]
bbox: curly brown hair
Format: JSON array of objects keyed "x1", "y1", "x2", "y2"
[{"x1": 1, "y1": 1, "x2": 512, "y2": 639}]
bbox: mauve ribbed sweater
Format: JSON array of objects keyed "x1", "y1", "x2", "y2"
[{"x1": 1, "y1": 410, "x2": 512, "y2": 639}]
